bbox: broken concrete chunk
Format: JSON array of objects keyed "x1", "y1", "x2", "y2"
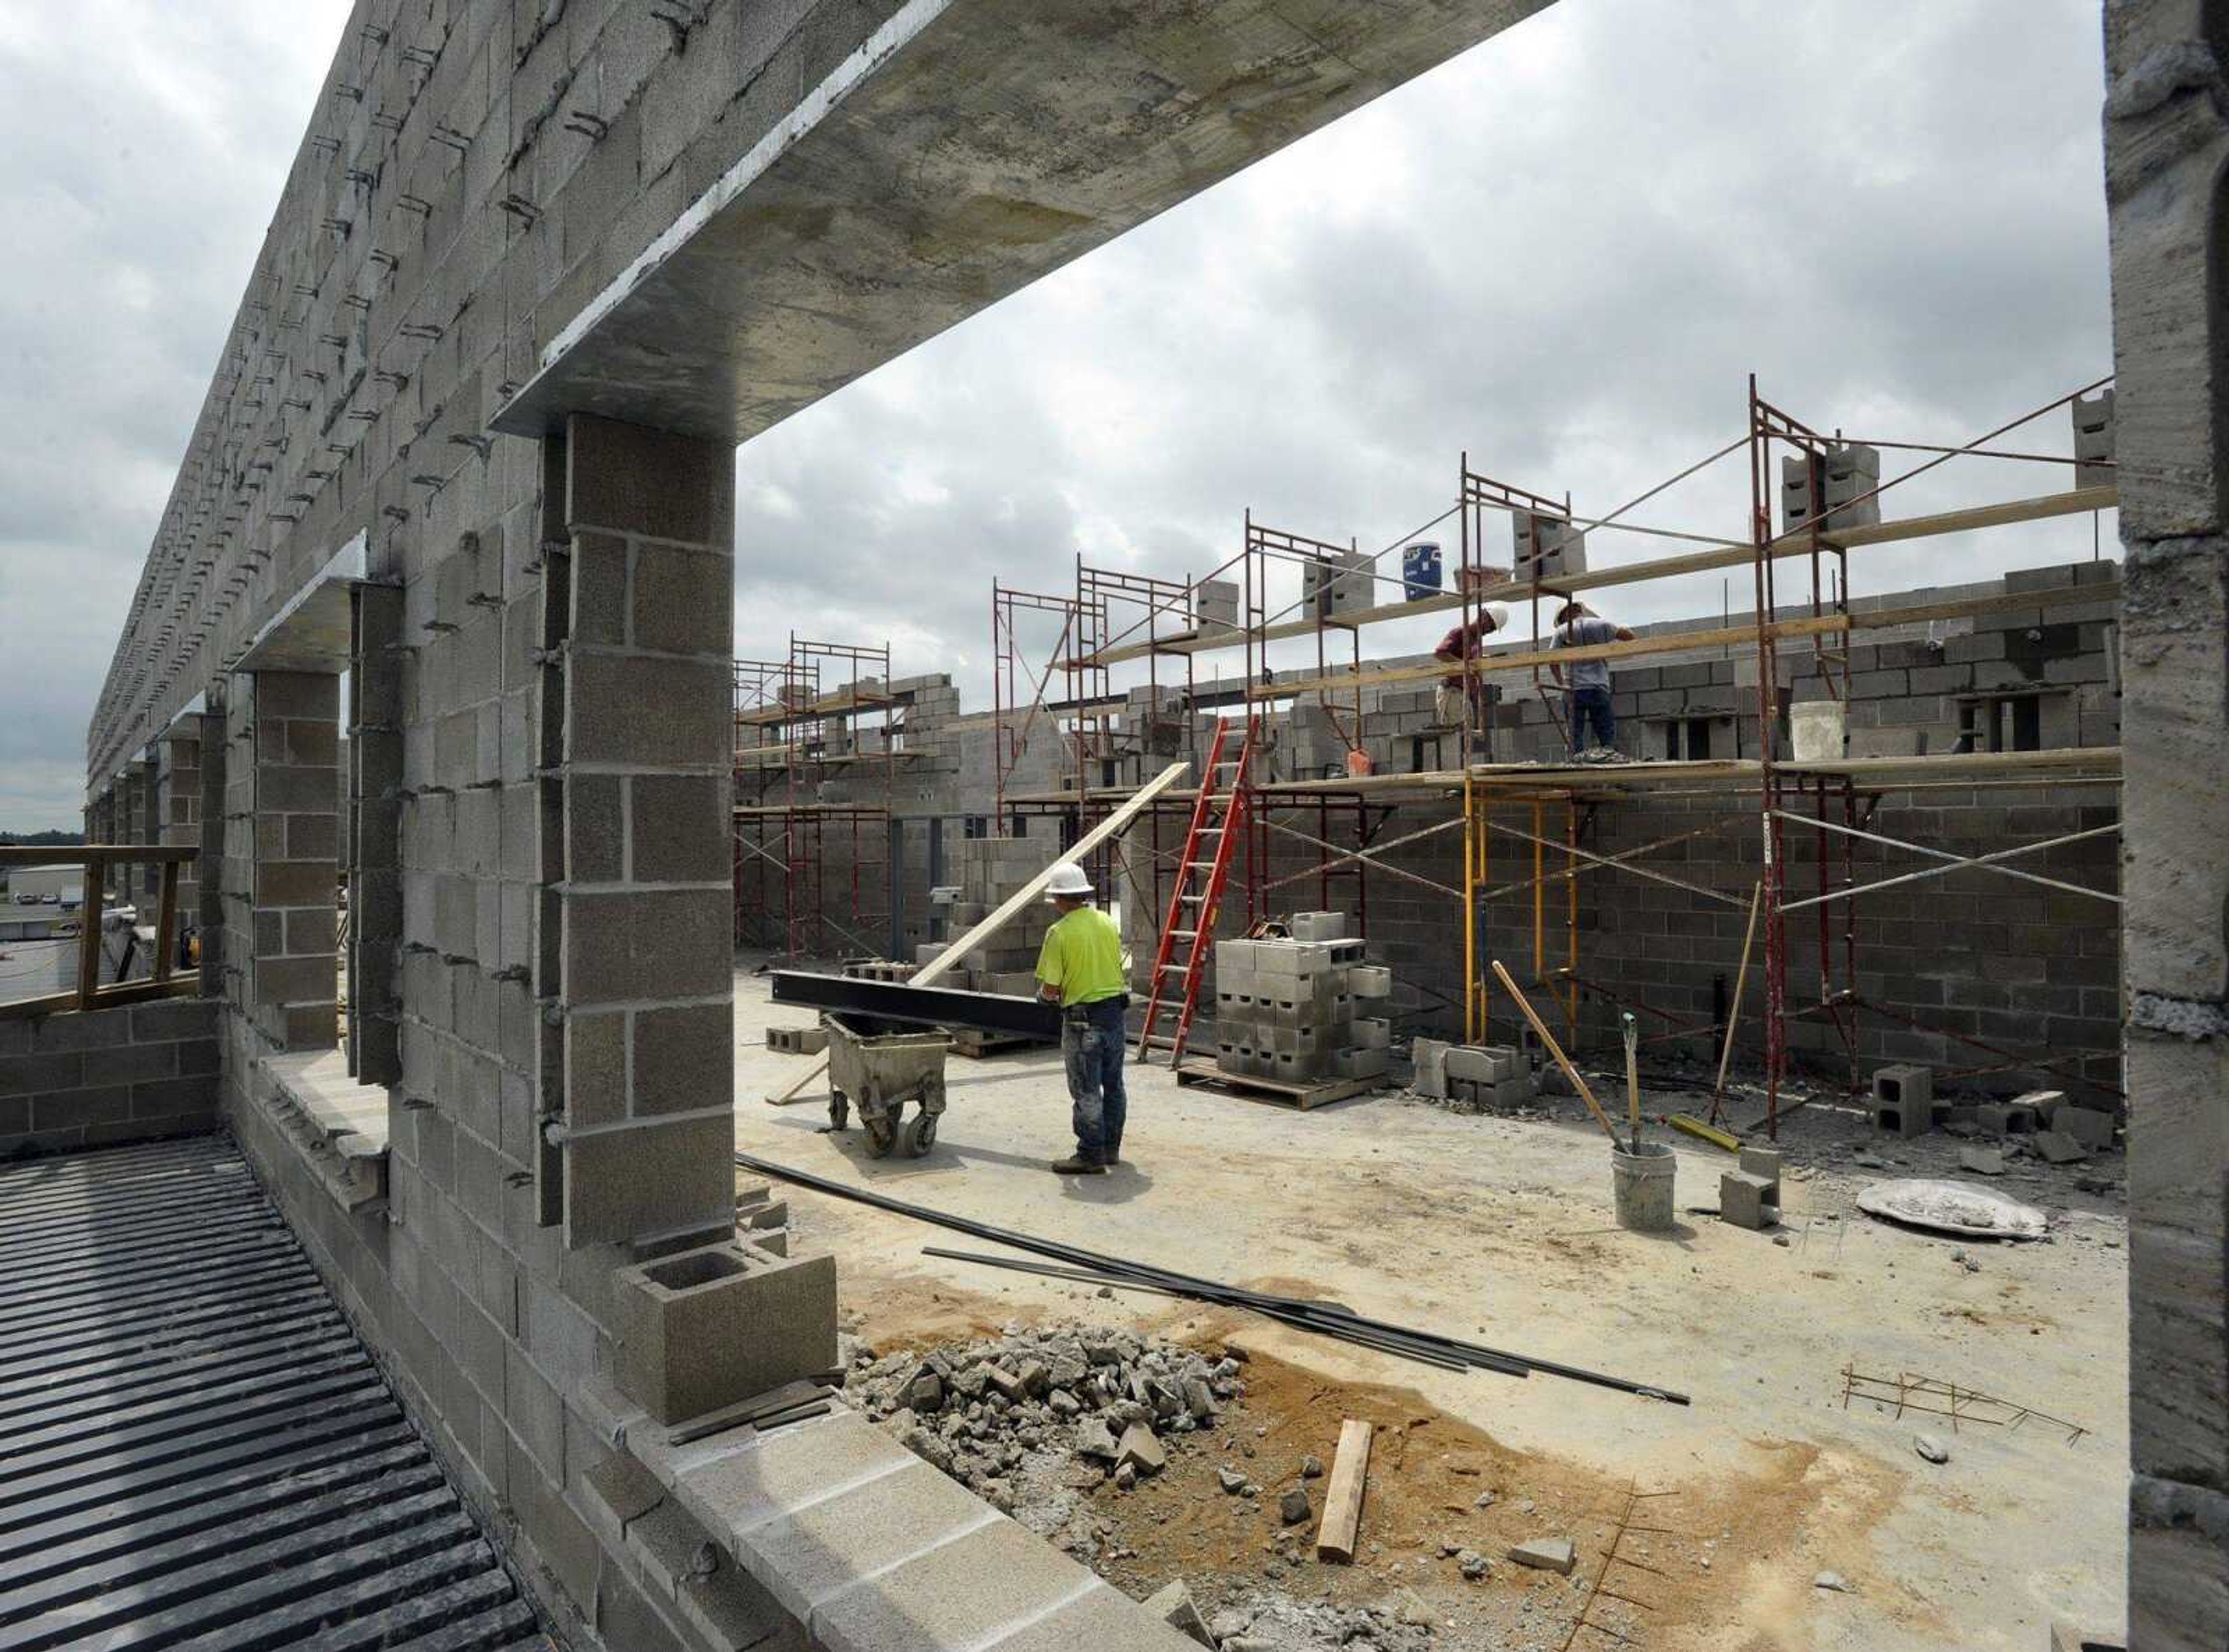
[
  {"x1": 905, "y1": 1370, "x2": 945, "y2": 1412},
  {"x1": 1017, "y1": 1358, "x2": 1052, "y2": 1397},
  {"x1": 1458, "y1": 1549, "x2": 1489, "y2": 1580},
  {"x1": 1182, "y1": 1376, "x2": 1217, "y2": 1420},
  {"x1": 1218, "y1": 1466, "x2": 1248, "y2": 1494},
  {"x1": 1073, "y1": 1417, "x2": 1120, "y2": 1461},
  {"x1": 1117, "y1": 1423, "x2": 1167, "y2": 1476},
  {"x1": 986, "y1": 1364, "x2": 1029, "y2": 1402},
  {"x1": 1914, "y1": 1433, "x2": 1950, "y2": 1464},
  {"x1": 2031, "y1": 1130, "x2": 2090, "y2": 1164},
  {"x1": 1279, "y1": 1487, "x2": 1312, "y2": 1525},
  {"x1": 1141, "y1": 1579, "x2": 1216, "y2": 1649},
  {"x1": 1957, "y1": 1146, "x2": 2006, "y2": 1177},
  {"x1": 1301, "y1": 1453, "x2": 1324, "y2": 1479},
  {"x1": 1815, "y1": 1570, "x2": 1853, "y2": 1592},
  {"x1": 1507, "y1": 1537, "x2": 1577, "y2": 1575}
]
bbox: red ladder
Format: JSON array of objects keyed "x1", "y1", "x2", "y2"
[{"x1": 1135, "y1": 717, "x2": 1255, "y2": 1066}]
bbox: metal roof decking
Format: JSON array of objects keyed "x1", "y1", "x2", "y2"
[{"x1": 0, "y1": 1135, "x2": 548, "y2": 1652}]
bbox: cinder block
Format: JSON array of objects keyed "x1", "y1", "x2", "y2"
[
  {"x1": 766, "y1": 1025, "x2": 828, "y2": 1056},
  {"x1": 1289, "y1": 911, "x2": 1347, "y2": 943},
  {"x1": 1976, "y1": 1101, "x2": 2039, "y2": 1136},
  {"x1": 1444, "y1": 1045, "x2": 1517, "y2": 1085},
  {"x1": 1719, "y1": 1170, "x2": 1779, "y2": 1230},
  {"x1": 1350, "y1": 1018, "x2": 1390, "y2": 1050},
  {"x1": 1334, "y1": 1047, "x2": 1388, "y2": 1081},
  {"x1": 614, "y1": 1242, "x2": 838, "y2": 1425},
  {"x1": 2055, "y1": 1105, "x2": 2118, "y2": 1149},
  {"x1": 1871, "y1": 1065, "x2": 1932, "y2": 1136},
  {"x1": 1347, "y1": 964, "x2": 1391, "y2": 998},
  {"x1": 1409, "y1": 1037, "x2": 1448, "y2": 1099}
]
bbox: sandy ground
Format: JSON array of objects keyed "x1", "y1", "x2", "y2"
[{"x1": 732, "y1": 964, "x2": 2127, "y2": 1651}]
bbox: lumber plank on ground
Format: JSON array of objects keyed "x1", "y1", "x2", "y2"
[{"x1": 1317, "y1": 1418, "x2": 1373, "y2": 1563}]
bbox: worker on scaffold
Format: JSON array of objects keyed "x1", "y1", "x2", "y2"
[{"x1": 1431, "y1": 601, "x2": 1512, "y2": 743}]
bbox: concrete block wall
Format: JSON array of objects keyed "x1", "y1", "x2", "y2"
[
  {"x1": 0, "y1": 998, "x2": 221, "y2": 1156},
  {"x1": 2101, "y1": 5, "x2": 2229, "y2": 1642},
  {"x1": 71, "y1": 5, "x2": 928, "y2": 1643}
]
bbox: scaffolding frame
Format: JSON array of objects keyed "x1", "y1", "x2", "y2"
[
  {"x1": 990, "y1": 373, "x2": 2125, "y2": 1131},
  {"x1": 731, "y1": 634, "x2": 896, "y2": 962}
]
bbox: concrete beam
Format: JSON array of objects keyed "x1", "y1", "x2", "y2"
[{"x1": 495, "y1": 0, "x2": 1550, "y2": 443}]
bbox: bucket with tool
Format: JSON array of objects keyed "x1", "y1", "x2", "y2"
[{"x1": 1489, "y1": 964, "x2": 1678, "y2": 1233}]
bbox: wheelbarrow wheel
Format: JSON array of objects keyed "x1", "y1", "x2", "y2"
[
  {"x1": 903, "y1": 1109, "x2": 938, "y2": 1159},
  {"x1": 827, "y1": 1092, "x2": 849, "y2": 1132},
  {"x1": 863, "y1": 1115, "x2": 897, "y2": 1159}
]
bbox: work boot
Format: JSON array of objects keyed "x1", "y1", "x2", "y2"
[{"x1": 1050, "y1": 1153, "x2": 1107, "y2": 1175}]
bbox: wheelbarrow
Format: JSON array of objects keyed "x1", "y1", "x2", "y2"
[{"x1": 823, "y1": 1012, "x2": 951, "y2": 1159}]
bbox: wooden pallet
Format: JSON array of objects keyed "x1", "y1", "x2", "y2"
[
  {"x1": 947, "y1": 1027, "x2": 1045, "y2": 1059},
  {"x1": 1173, "y1": 1059, "x2": 1376, "y2": 1111}
]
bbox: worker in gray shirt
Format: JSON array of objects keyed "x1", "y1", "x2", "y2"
[{"x1": 1548, "y1": 601, "x2": 1635, "y2": 762}]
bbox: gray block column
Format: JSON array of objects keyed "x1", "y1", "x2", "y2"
[
  {"x1": 349, "y1": 583, "x2": 404, "y2": 1085},
  {"x1": 554, "y1": 414, "x2": 737, "y2": 1249},
  {"x1": 122, "y1": 758, "x2": 154, "y2": 899},
  {"x1": 157, "y1": 719, "x2": 205, "y2": 965},
  {"x1": 2103, "y1": 4, "x2": 2229, "y2": 1644},
  {"x1": 244, "y1": 671, "x2": 342, "y2": 1053}
]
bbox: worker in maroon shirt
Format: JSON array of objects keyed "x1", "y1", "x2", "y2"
[{"x1": 1433, "y1": 601, "x2": 1510, "y2": 737}]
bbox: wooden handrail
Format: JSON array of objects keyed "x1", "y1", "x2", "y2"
[
  {"x1": 0, "y1": 844, "x2": 196, "y2": 867},
  {"x1": 1, "y1": 844, "x2": 198, "y2": 1018}
]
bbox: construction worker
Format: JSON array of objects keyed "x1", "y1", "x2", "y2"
[
  {"x1": 1432, "y1": 601, "x2": 1511, "y2": 731},
  {"x1": 1035, "y1": 863, "x2": 1130, "y2": 1175},
  {"x1": 1548, "y1": 600, "x2": 1636, "y2": 761}
]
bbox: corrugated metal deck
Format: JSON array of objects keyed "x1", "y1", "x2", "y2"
[{"x1": 0, "y1": 1135, "x2": 549, "y2": 1651}]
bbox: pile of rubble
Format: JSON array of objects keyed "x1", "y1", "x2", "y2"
[{"x1": 847, "y1": 1322, "x2": 1242, "y2": 1527}]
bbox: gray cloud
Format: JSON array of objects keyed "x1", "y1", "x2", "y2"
[
  {"x1": 0, "y1": 2, "x2": 349, "y2": 829},
  {"x1": 0, "y1": 1, "x2": 2111, "y2": 828},
  {"x1": 731, "y1": 0, "x2": 2112, "y2": 704}
]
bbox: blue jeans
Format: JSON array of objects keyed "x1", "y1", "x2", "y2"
[
  {"x1": 1061, "y1": 998, "x2": 1128, "y2": 1163},
  {"x1": 1570, "y1": 686, "x2": 1616, "y2": 753}
]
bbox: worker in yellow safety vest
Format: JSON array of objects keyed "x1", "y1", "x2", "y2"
[{"x1": 1034, "y1": 863, "x2": 1130, "y2": 1176}]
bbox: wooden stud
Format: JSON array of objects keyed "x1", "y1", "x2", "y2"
[
  {"x1": 152, "y1": 859, "x2": 181, "y2": 983},
  {"x1": 1489, "y1": 959, "x2": 1621, "y2": 1144},
  {"x1": 74, "y1": 859, "x2": 103, "y2": 1011},
  {"x1": 1316, "y1": 1419, "x2": 1373, "y2": 1563}
]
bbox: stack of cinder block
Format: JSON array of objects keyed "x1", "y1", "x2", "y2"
[
  {"x1": 1195, "y1": 578, "x2": 1240, "y2": 637},
  {"x1": 1409, "y1": 1037, "x2": 1538, "y2": 1109},
  {"x1": 915, "y1": 836, "x2": 1054, "y2": 994},
  {"x1": 1213, "y1": 912, "x2": 1392, "y2": 1087},
  {"x1": 1301, "y1": 551, "x2": 1373, "y2": 620}
]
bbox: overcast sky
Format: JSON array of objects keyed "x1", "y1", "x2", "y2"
[{"x1": 0, "y1": 1, "x2": 2111, "y2": 829}]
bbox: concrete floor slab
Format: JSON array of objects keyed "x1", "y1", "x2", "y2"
[{"x1": 734, "y1": 964, "x2": 2128, "y2": 1650}]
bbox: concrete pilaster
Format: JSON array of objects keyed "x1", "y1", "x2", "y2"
[
  {"x1": 198, "y1": 682, "x2": 226, "y2": 1000},
  {"x1": 2103, "y1": 2, "x2": 2229, "y2": 1642},
  {"x1": 121, "y1": 758, "x2": 154, "y2": 901},
  {"x1": 244, "y1": 671, "x2": 341, "y2": 1053},
  {"x1": 555, "y1": 414, "x2": 737, "y2": 1249},
  {"x1": 157, "y1": 719, "x2": 205, "y2": 969},
  {"x1": 348, "y1": 583, "x2": 403, "y2": 1085}
]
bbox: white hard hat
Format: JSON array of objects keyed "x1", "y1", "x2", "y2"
[
  {"x1": 1483, "y1": 601, "x2": 1511, "y2": 631},
  {"x1": 1045, "y1": 864, "x2": 1093, "y2": 899}
]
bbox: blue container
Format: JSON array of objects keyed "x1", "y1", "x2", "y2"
[{"x1": 1402, "y1": 542, "x2": 1443, "y2": 600}]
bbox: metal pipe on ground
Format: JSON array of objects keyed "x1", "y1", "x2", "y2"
[{"x1": 737, "y1": 1152, "x2": 1689, "y2": 1405}]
